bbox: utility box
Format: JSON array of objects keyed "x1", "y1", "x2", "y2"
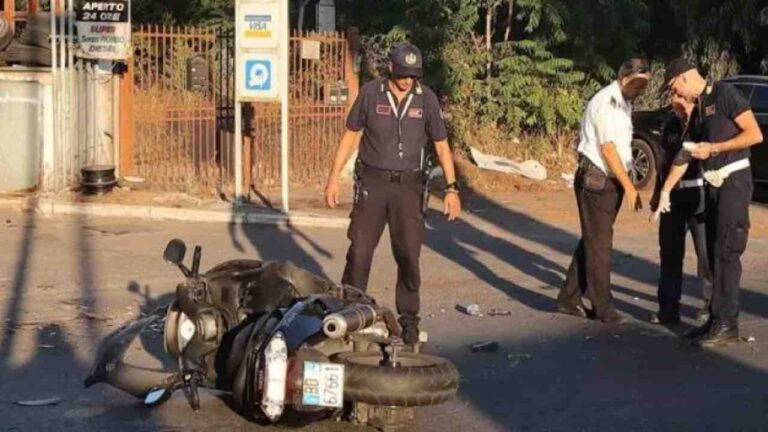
[
  {"x1": 328, "y1": 81, "x2": 349, "y2": 106},
  {"x1": 186, "y1": 56, "x2": 209, "y2": 93}
]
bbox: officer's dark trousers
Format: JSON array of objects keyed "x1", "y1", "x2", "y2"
[
  {"x1": 706, "y1": 169, "x2": 753, "y2": 323},
  {"x1": 658, "y1": 187, "x2": 712, "y2": 314},
  {"x1": 559, "y1": 166, "x2": 623, "y2": 319},
  {"x1": 341, "y1": 166, "x2": 424, "y2": 322}
]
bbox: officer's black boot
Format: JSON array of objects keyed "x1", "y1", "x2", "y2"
[
  {"x1": 650, "y1": 300, "x2": 681, "y2": 324},
  {"x1": 693, "y1": 319, "x2": 739, "y2": 348},
  {"x1": 684, "y1": 319, "x2": 712, "y2": 340},
  {"x1": 399, "y1": 315, "x2": 420, "y2": 345},
  {"x1": 650, "y1": 307, "x2": 681, "y2": 325}
]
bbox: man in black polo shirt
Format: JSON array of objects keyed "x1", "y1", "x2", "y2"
[
  {"x1": 324, "y1": 42, "x2": 461, "y2": 344},
  {"x1": 661, "y1": 58, "x2": 763, "y2": 347},
  {"x1": 650, "y1": 93, "x2": 712, "y2": 325}
]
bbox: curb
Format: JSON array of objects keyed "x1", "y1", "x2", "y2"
[{"x1": 0, "y1": 198, "x2": 349, "y2": 229}]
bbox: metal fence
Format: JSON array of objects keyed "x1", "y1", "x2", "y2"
[
  {"x1": 128, "y1": 27, "x2": 353, "y2": 196},
  {"x1": 130, "y1": 25, "x2": 232, "y2": 194},
  {"x1": 247, "y1": 30, "x2": 350, "y2": 188}
]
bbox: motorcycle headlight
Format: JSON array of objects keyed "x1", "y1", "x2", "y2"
[
  {"x1": 261, "y1": 332, "x2": 288, "y2": 422},
  {"x1": 177, "y1": 312, "x2": 196, "y2": 353},
  {"x1": 195, "y1": 311, "x2": 219, "y2": 342}
]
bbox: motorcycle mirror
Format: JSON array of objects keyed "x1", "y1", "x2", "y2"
[
  {"x1": 144, "y1": 386, "x2": 172, "y2": 407},
  {"x1": 163, "y1": 239, "x2": 187, "y2": 266}
]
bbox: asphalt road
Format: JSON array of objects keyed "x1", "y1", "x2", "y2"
[{"x1": 1, "y1": 189, "x2": 768, "y2": 432}]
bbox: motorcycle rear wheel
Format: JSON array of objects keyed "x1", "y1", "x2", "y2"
[{"x1": 336, "y1": 351, "x2": 459, "y2": 407}]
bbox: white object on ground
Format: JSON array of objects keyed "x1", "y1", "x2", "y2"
[
  {"x1": 15, "y1": 397, "x2": 62, "y2": 407},
  {"x1": 561, "y1": 173, "x2": 575, "y2": 188},
  {"x1": 470, "y1": 147, "x2": 547, "y2": 181}
]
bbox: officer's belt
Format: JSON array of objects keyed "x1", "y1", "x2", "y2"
[
  {"x1": 676, "y1": 178, "x2": 704, "y2": 190},
  {"x1": 361, "y1": 164, "x2": 422, "y2": 183},
  {"x1": 703, "y1": 159, "x2": 750, "y2": 188}
]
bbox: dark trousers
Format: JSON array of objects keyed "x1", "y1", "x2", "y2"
[
  {"x1": 559, "y1": 166, "x2": 624, "y2": 318},
  {"x1": 658, "y1": 187, "x2": 712, "y2": 314},
  {"x1": 706, "y1": 169, "x2": 753, "y2": 323},
  {"x1": 341, "y1": 166, "x2": 425, "y2": 322}
]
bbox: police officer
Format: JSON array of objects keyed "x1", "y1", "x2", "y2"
[
  {"x1": 650, "y1": 93, "x2": 712, "y2": 325},
  {"x1": 557, "y1": 59, "x2": 650, "y2": 324},
  {"x1": 661, "y1": 58, "x2": 763, "y2": 347},
  {"x1": 324, "y1": 42, "x2": 462, "y2": 344}
]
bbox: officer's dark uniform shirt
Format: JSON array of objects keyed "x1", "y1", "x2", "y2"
[
  {"x1": 660, "y1": 116, "x2": 701, "y2": 182},
  {"x1": 681, "y1": 82, "x2": 752, "y2": 171},
  {"x1": 346, "y1": 78, "x2": 448, "y2": 171}
]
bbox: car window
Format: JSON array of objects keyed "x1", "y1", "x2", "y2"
[{"x1": 750, "y1": 86, "x2": 768, "y2": 112}]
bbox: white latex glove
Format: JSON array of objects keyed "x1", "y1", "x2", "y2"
[
  {"x1": 652, "y1": 191, "x2": 671, "y2": 222},
  {"x1": 683, "y1": 141, "x2": 699, "y2": 152},
  {"x1": 704, "y1": 170, "x2": 726, "y2": 188}
]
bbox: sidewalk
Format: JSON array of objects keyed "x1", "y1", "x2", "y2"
[{"x1": 0, "y1": 193, "x2": 351, "y2": 229}]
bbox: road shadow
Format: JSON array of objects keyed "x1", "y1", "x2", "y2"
[
  {"x1": 228, "y1": 205, "x2": 334, "y2": 280},
  {"x1": 426, "y1": 185, "x2": 768, "y2": 322}
]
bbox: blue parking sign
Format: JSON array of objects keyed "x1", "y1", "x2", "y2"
[{"x1": 245, "y1": 59, "x2": 272, "y2": 92}]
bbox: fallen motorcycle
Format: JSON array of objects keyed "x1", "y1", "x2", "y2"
[{"x1": 84, "y1": 239, "x2": 459, "y2": 431}]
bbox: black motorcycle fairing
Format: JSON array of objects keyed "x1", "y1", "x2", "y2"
[
  {"x1": 241, "y1": 262, "x2": 337, "y2": 315},
  {"x1": 277, "y1": 295, "x2": 345, "y2": 352},
  {"x1": 84, "y1": 307, "x2": 177, "y2": 399}
]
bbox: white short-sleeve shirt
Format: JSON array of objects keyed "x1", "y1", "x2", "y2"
[{"x1": 577, "y1": 81, "x2": 634, "y2": 175}]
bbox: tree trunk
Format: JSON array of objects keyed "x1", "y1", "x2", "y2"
[
  {"x1": 504, "y1": 0, "x2": 514, "y2": 42},
  {"x1": 485, "y1": 3, "x2": 493, "y2": 81}
]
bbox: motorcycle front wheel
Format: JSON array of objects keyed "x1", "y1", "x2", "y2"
[{"x1": 336, "y1": 351, "x2": 459, "y2": 407}]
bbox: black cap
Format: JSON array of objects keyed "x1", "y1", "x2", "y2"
[
  {"x1": 663, "y1": 57, "x2": 696, "y2": 89},
  {"x1": 389, "y1": 43, "x2": 423, "y2": 78}
]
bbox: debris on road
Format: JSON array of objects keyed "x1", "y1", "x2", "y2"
[
  {"x1": 488, "y1": 308, "x2": 512, "y2": 317},
  {"x1": 15, "y1": 397, "x2": 62, "y2": 407},
  {"x1": 469, "y1": 147, "x2": 548, "y2": 181},
  {"x1": 39, "y1": 344, "x2": 56, "y2": 349},
  {"x1": 457, "y1": 303, "x2": 482, "y2": 316},
  {"x1": 585, "y1": 336, "x2": 594, "y2": 341},
  {"x1": 77, "y1": 312, "x2": 111, "y2": 322},
  {"x1": 507, "y1": 353, "x2": 533, "y2": 368},
  {"x1": 747, "y1": 336, "x2": 757, "y2": 343},
  {"x1": 471, "y1": 341, "x2": 500, "y2": 353}
]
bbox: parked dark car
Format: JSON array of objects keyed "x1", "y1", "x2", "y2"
[{"x1": 631, "y1": 75, "x2": 768, "y2": 190}]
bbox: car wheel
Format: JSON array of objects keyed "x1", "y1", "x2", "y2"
[
  {"x1": 631, "y1": 139, "x2": 656, "y2": 190},
  {"x1": 0, "y1": 16, "x2": 13, "y2": 51}
]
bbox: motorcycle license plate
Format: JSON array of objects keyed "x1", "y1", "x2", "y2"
[{"x1": 302, "y1": 361, "x2": 344, "y2": 408}]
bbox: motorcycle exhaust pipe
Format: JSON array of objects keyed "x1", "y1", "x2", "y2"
[{"x1": 323, "y1": 304, "x2": 378, "y2": 339}]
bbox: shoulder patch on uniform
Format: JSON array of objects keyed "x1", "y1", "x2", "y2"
[
  {"x1": 705, "y1": 104, "x2": 716, "y2": 117},
  {"x1": 376, "y1": 104, "x2": 392, "y2": 116},
  {"x1": 609, "y1": 97, "x2": 618, "y2": 108}
]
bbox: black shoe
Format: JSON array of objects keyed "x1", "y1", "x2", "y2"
[
  {"x1": 684, "y1": 320, "x2": 712, "y2": 340},
  {"x1": 598, "y1": 309, "x2": 626, "y2": 325},
  {"x1": 696, "y1": 302, "x2": 711, "y2": 322},
  {"x1": 693, "y1": 320, "x2": 739, "y2": 348},
  {"x1": 399, "y1": 316, "x2": 420, "y2": 345},
  {"x1": 556, "y1": 301, "x2": 588, "y2": 318},
  {"x1": 650, "y1": 311, "x2": 681, "y2": 325}
]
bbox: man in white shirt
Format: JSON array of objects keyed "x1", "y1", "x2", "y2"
[{"x1": 557, "y1": 59, "x2": 650, "y2": 324}]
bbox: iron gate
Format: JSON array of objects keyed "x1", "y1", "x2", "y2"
[
  {"x1": 247, "y1": 30, "x2": 352, "y2": 188},
  {"x1": 130, "y1": 25, "x2": 233, "y2": 194}
]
